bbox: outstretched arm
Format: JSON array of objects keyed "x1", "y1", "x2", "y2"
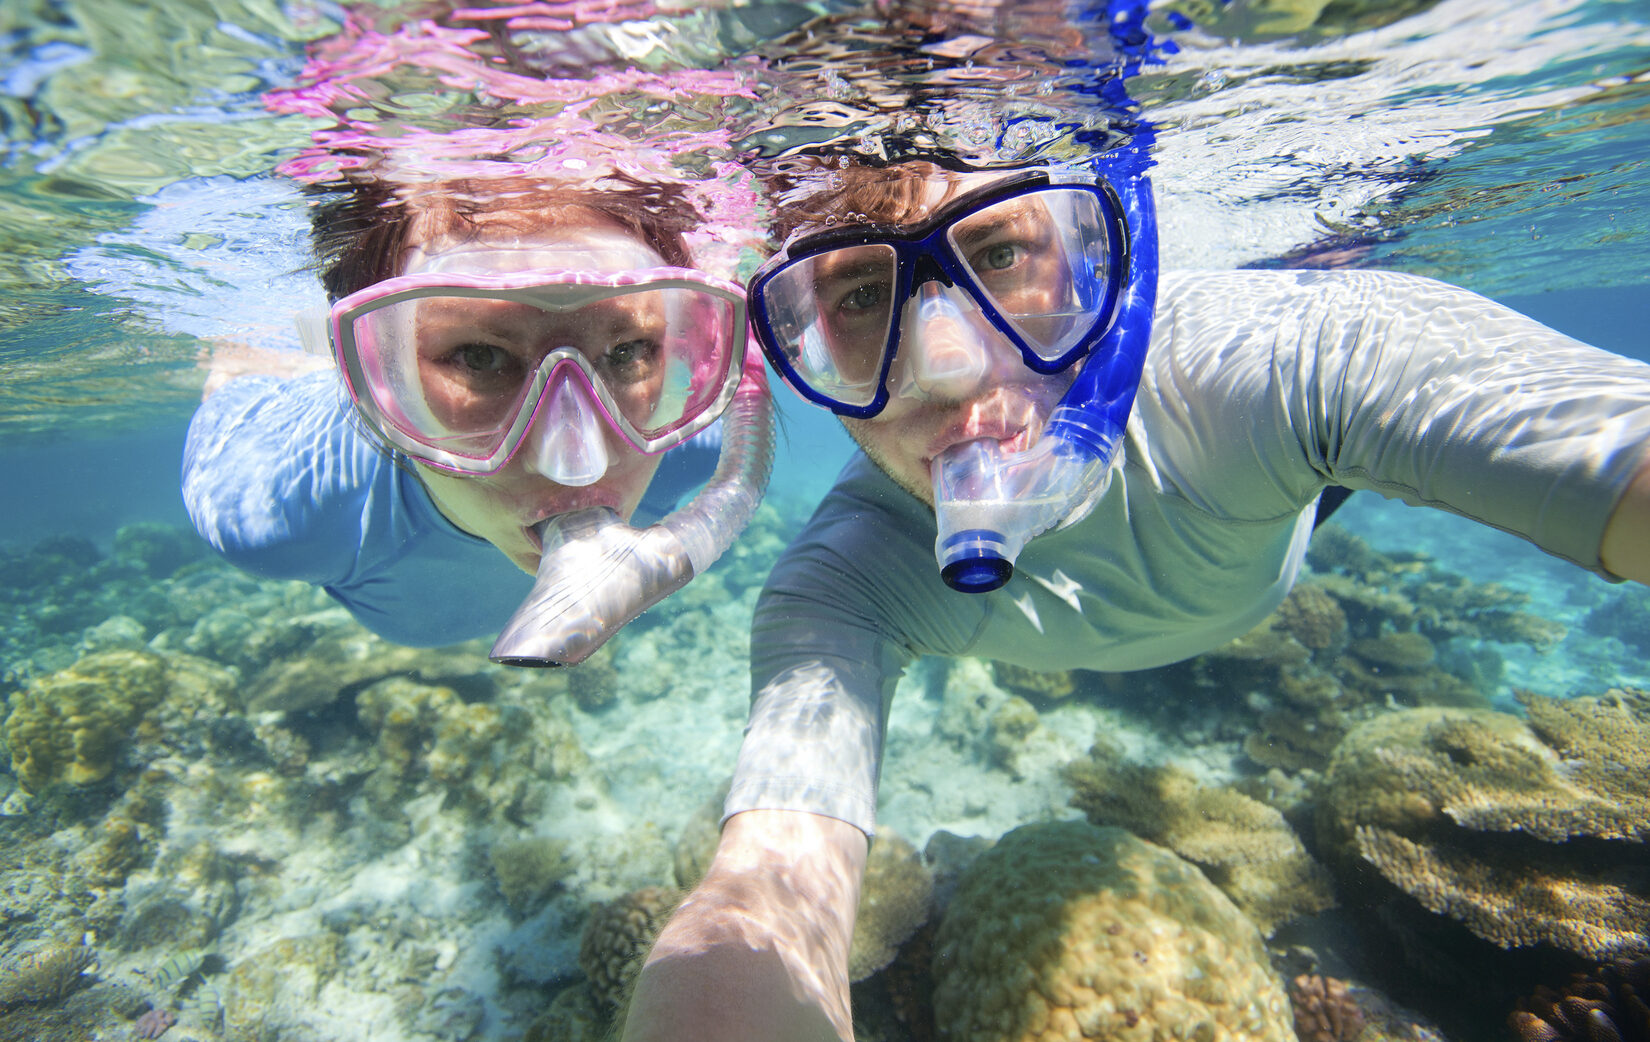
[
  {"x1": 621, "y1": 809, "x2": 868, "y2": 1042},
  {"x1": 1602, "y1": 458, "x2": 1650, "y2": 585}
]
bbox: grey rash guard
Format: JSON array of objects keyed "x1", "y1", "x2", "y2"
[{"x1": 726, "y1": 269, "x2": 1650, "y2": 836}]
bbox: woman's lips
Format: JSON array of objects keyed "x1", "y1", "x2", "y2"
[{"x1": 521, "y1": 494, "x2": 624, "y2": 553}]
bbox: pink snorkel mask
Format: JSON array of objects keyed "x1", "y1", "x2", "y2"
[
  {"x1": 310, "y1": 240, "x2": 774, "y2": 667},
  {"x1": 326, "y1": 238, "x2": 749, "y2": 483}
]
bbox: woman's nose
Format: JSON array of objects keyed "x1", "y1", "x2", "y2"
[
  {"x1": 523, "y1": 365, "x2": 610, "y2": 486},
  {"x1": 892, "y1": 282, "x2": 1015, "y2": 402}
]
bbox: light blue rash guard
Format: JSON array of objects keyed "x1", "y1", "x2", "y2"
[
  {"x1": 726, "y1": 270, "x2": 1650, "y2": 836},
  {"x1": 181, "y1": 370, "x2": 718, "y2": 648}
]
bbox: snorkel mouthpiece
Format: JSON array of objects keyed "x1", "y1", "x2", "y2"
[
  {"x1": 489, "y1": 353, "x2": 774, "y2": 666},
  {"x1": 932, "y1": 159, "x2": 1157, "y2": 594},
  {"x1": 933, "y1": 422, "x2": 1114, "y2": 593},
  {"x1": 490, "y1": 510, "x2": 694, "y2": 666}
]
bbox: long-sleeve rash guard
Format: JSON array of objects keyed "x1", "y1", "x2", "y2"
[
  {"x1": 726, "y1": 269, "x2": 1650, "y2": 835},
  {"x1": 181, "y1": 369, "x2": 717, "y2": 647}
]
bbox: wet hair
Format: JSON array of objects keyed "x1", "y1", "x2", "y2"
[
  {"x1": 765, "y1": 158, "x2": 1025, "y2": 244},
  {"x1": 307, "y1": 171, "x2": 703, "y2": 301}
]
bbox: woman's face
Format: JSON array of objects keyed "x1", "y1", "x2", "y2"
[{"x1": 402, "y1": 220, "x2": 670, "y2": 574}]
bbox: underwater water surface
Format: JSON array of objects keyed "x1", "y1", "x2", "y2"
[{"x1": 1, "y1": 1, "x2": 1648, "y2": 1041}]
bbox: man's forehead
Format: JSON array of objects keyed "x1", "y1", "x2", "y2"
[{"x1": 785, "y1": 167, "x2": 1021, "y2": 241}]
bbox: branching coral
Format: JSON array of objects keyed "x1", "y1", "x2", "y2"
[
  {"x1": 1274, "y1": 582, "x2": 1349, "y2": 653},
  {"x1": 1318, "y1": 700, "x2": 1650, "y2": 960},
  {"x1": 1065, "y1": 748, "x2": 1335, "y2": 935},
  {"x1": 1509, "y1": 956, "x2": 1650, "y2": 1041},
  {"x1": 578, "y1": 886, "x2": 681, "y2": 1010},
  {"x1": 4, "y1": 649, "x2": 170, "y2": 791},
  {"x1": 930, "y1": 822, "x2": 1295, "y2": 1041},
  {"x1": 490, "y1": 836, "x2": 573, "y2": 915},
  {"x1": 0, "y1": 940, "x2": 97, "y2": 1007},
  {"x1": 849, "y1": 830, "x2": 934, "y2": 982}
]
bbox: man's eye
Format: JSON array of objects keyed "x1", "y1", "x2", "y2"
[
  {"x1": 975, "y1": 242, "x2": 1022, "y2": 272},
  {"x1": 839, "y1": 282, "x2": 887, "y2": 313}
]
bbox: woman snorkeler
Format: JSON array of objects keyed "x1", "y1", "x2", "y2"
[{"x1": 183, "y1": 4, "x2": 773, "y2": 666}]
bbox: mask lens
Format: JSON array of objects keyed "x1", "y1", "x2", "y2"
[
  {"x1": 947, "y1": 187, "x2": 1115, "y2": 362},
  {"x1": 344, "y1": 281, "x2": 741, "y2": 461},
  {"x1": 761, "y1": 244, "x2": 898, "y2": 409}
]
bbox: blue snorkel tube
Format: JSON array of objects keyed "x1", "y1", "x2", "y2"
[{"x1": 932, "y1": 146, "x2": 1159, "y2": 593}]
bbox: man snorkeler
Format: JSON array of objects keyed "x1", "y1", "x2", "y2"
[
  {"x1": 184, "y1": 174, "x2": 770, "y2": 664},
  {"x1": 621, "y1": 156, "x2": 1650, "y2": 1041}
]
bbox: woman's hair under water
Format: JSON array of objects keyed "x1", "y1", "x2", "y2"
[{"x1": 307, "y1": 170, "x2": 705, "y2": 301}]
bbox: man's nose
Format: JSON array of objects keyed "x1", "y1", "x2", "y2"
[
  {"x1": 892, "y1": 282, "x2": 1014, "y2": 402},
  {"x1": 523, "y1": 364, "x2": 610, "y2": 486}
]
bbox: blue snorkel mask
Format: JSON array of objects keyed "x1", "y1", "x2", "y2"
[{"x1": 749, "y1": 156, "x2": 1157, "y2": 592}]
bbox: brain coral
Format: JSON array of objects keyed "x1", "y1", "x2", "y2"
[
  {"x1": 578, "y1": 886, "x2": 682, "y2": 1010},
  {"x1": 1317, "y1": 694, "x2": 1650, "y2": 960},
  {"x1": 4, "y1": 648, "x2": 170, "y2": 791},
  {"x1": 850, "y1": 829, "x2": 935, "y2": 982},
  {"x1": 931, "y1": 822, "x2": 1295, "y2": 1041}
]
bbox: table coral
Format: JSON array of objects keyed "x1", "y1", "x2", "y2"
[
  {"x1": 1318, "y1": 699, "x2": 1650, "y2": 960},
  {"x1": 850, "y1": 830, "x2": 934, "y2": 982},
  {"x1": 4, "y1": 648, "x2": 170, "y2": 791},
  {"x1": 1065, "y1": 748, "x2": 1335, "y2": 936},
  {"x1": 931, "y1": 822, "x2": 1295, "y2": 1041}
]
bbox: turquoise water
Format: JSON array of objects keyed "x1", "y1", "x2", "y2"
[{"x1": 1, "y1": 2, "x2": 1648, "y2": 1041}]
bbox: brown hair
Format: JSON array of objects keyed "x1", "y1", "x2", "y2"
[
  {"x1": 307, "y1": 171, "x2": 704, "y2": 300},
  {"x1": 764, "y1": 159, "x2": 1019, "y2": 244}
]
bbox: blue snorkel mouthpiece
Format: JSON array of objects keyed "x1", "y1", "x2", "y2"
[{"x1": 933, "y1": 157, "x2": 1158, "y2": 593}]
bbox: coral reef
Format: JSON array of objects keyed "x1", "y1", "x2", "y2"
[
  {"x1": 930, "y1": 822, "x2": 1295, "y2": 1041},
  {"x1": 1288, "y1": 975, "x2": 1366, "y2": 1042},
  {"x1": 522, "y1": 983, "x2": 606, "y2": 1042},
  {"x1": 578, "y1": 885, "x2": 682, "y2": 1011},
  {"x1": 671, "y1": 784, "x2": 728, "y2": 891},
  {"x1": 849, "y1": 829, "x2": 934, "y2": 982},
  {"x1": 490, "y1": 835, "x2": 573, "y2": 915},
  {"x1": 566, "y1": 644, "x2": 619, "y2": 712},
  {"x1": 1317, "y1": 696, "x2": 1650, "y2": 960},
  {"x1": 0, "y1": 939, "x2": 97, "y2": 1007},
  {"x1": 1509, "y1": 956, "x2": 1650, "y2": 1041},
  {"x1": 4, "y1": 648, "x2": 170, "y2": 791},
  {"x1": 1584, "y1": 588, "x2": 1650, "y2": 656},
  {"x1": 133, "y1": 1005, "x2": 177, "y2": 1039},
  {"x1": 990, "y1": 660, "x2": 1077, "y2": 702},
  {"x1": 1065, "y1": 746, "x2": 1335, "y2": 935}
]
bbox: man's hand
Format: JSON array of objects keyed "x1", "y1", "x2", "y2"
[{"x1": 621, "y1": 809, "x2": 868, "y2": 1042}]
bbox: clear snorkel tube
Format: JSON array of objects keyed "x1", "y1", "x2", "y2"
[
  {"x1": 490, "y1": 349, "x2": 774, "y2": 666},
  {"x1": 932, "y1": 158, "x2": 1158, "y2": 593}
]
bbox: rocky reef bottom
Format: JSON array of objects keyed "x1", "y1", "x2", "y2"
[{"x1": 1, "y1": 496, "x2": 1647, "y2": 1042}]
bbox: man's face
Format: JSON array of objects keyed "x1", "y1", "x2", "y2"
[
  {"x1": 402, "y1": 221, "x2": 667, "y2": 574},
  {"x1": 821, "y1": 171, "x2": 1079, "y2": 506}
]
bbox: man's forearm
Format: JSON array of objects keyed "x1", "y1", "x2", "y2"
[
  {"x1": 1601, "y1": 457, "x2": 1650, "y2": 585},
  {"x1": 621, "y1": 810, "x2": 868, "y2": 1042}
]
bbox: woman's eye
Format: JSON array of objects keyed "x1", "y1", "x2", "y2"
[
  {"x1": 454, "y1": 343, "x2": 513, "y2": 374},
  {"x1": 602, "y1": 339, "x2": 659, "y2": 378},
  {"x1": 839, "y1": 282, "x2": 887, "y2": 313}
]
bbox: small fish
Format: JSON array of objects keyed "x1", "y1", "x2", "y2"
[{"x1": 145, "y1": 949, "x2": 206, "y2": 990}]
